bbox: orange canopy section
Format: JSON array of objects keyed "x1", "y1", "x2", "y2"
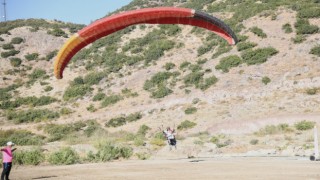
[{"x1": 54, "y1": 7, "x2": 238, "y2": 79}]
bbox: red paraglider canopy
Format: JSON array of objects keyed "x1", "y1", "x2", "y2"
[{"x1": 54, "y1": 7, "x2": 237, "y2": 79}]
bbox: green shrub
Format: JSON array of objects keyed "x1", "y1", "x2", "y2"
[
  {"x1": 151, "y1": 85, "x2": 173, "y2": 98},
  {"x1": 44, "y1": 86, "x2": 53, "y2": 92},
  {"x1": 48, "y1": 147, "x2": 80, "y2": 165},
  {"x1": 136, "y1": 152, "x2": 150, "y2": 160},
  {"x1": 295, "y1": 120, "x2": 315, "y2": 131},
  {"x1": 185, "y1": 107, "x2": 197, "y2": 115},
  {"x1": 0, "y1": 129, "x2": 44, "y2": 146},
  {"x1": 6, "y1": 109, "x2": 60, "y2": 124},
  {"x1": 105, "y1": 117, "x2": 126, "y2": 127},
  {"x1": 197, "y1": 41, "x2": 217, "y2": 56},
  {"x1": 295, "y1": 19, "x2": 319, "y2": 34},
  {"x1": 44, "y1": 123, "x2": 83, "y2": 141},
  {"x1": 144, "y1": 39, "x2": 175, "y2": 63},
  {"x1": 250, "y1": 26, "x2": 267, "y2": 38},
  {"x1": 28, "y1": 69, "x2": 46, "y2": 80},
  {"x1": 126, "y1": 112, "x2": 142, "y2": 122},
  {"x1": 298, "y1": 7, "x2": 320, "y2": 18},
  {"x1": 262, "y1": 76, "x2": 271, "y2": 85},
  {"x1": 306, "y1": 88, "x2": 318, "y2": 95},
  {"x1": 11, "y1": 37, "x2": 24, "y2": 44},
  {"x1": 210, "y1": 136, "x2": 219, "y2": 144},
  {"x1": 1, "y1": 96, "x2": 57, "y2": 110},
  {"x1": 177, "y1": 120, "x2": 197, "y2": 130},
  {"x1": 137, "y1": 125, "x2": 151, "y2": 136},
  {"x1": 83, "y1": 72, "x2": 105, "y2": 85},
  {"x1": 47, "y1": 28, "x2": 67, "y2": 37},
  {"x1": 2, "y1": 43, "x2": 14, "y2": 50},
  {"x1": 14, "y1": 149, "x2": 45, "y2": 165},
  {"x1": 237, "y1": 42, "x2": 257, "y2": 51},
  {"x1": 0, "y1": 37, "x2": 4, "y2": 41},
  {"x1": 25, "y1": 53, "x2": 39, "y2": 61},
  {"x1": 87, "y1": 142, "x2": 133, "y2": 162},
  {"x1": 180, "y1": 61, "x2": 191, "y2": 70},
  {"x1": 150, "y1": 138, "x2": 166, "y2": 147},
  {"x1": 310, "y1": 45, "x2": 320, "y2": 57},
  {"x1": 46, "y1": 50, "x2": 58, "y2": 61},
  {"x1": 215, "y1": 55, "x2": 242, "y2": 72},
  {"x1": 121, "y1": 88, "x2": 139, "y2": 98},
  {"x1": 164, "y1": 62, "x2": 176, "y2": 71},
  {"x1": 184, "y1": 72, "x2": 204, "y2": 87},
  {"x1": 60, "y1": 107, "x2": 73, "y2": 115},
  {"x1": 101, "y1": 95, "x2": 123, "y2": 107},
  {"x1": 87, "y1": 104, "x2": 97, "y2": 112},
  {"x1": 10, "y1": 57, "x2": 22, "y2": 67},
  {"x1": 255, "y1": 124, "x2": 292, "y2": 136},
  {"x1": 199, "y1": 76, "x2": 218, "y2": 90},
  {"x1": 282, "y1": 23, "x2": 293, "y2": 33},
  {"x1": 241, "y1": 47, "x2": 278, "y2": 65},
  {"x1": 250, "y1": 139, "x2": 259, "y2": 145},
  {"x1": 93, "y1": 93, "x2": 106, "y2": 101},
  {"x1": 63, "y1": 84, "x2": 93, "y2": 101},
  {"x1": 1, "y1": 50, "x2": 20, "y2": 58},
  {"x1": 291, "y1": 35, "x2": 306, "y2": 44}
]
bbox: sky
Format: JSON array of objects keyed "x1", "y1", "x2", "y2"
[{"x1": 0, "y1": 0, "x2": 133, "y2": 24}]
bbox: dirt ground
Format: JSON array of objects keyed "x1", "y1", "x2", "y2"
[{"x1": 11, "y1": 157, "x2": 320, "y2": 180}]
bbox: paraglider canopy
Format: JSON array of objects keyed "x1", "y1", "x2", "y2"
[{"x1": 54, "y1": 7, "x2": 238, "y2": 79}]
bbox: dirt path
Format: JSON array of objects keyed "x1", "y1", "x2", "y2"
[{"x1": 11, "y1": 157, "x2": 320, "y2": 180}]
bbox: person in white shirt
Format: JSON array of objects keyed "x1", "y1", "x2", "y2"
[{"x1": 163, "y1": 127, "x2": 177, "y2": 150}]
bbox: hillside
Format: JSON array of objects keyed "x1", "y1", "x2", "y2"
[{"x1": 0, "y1": 0, "x2": 320, "y2": 165}]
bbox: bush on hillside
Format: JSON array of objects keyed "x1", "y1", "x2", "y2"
[
  {"x1": 46, "y1": 50, "x2": 58, "y2": 61},
  {"x1": 11, "y1": 37, "x2": 24, "y2": 44},
  {"x1": 14, "y1": 149, "x2": 45, "y2": 165},
  {"x1": 1, "y1": 50, "x2": 20, "y2": 58},
  {"x1": 295, "y1": 19, "x2": 319, "y2": 34},
  {"x1": 294, "y1": 120, "x2": 315, "y2": 131},
  {"x1": 63, "y1": 84, "x2": 93, "y2": 101},
  {"x1": 10, "y1": 57, "x2": 22, "y2": 67},
  {"x1": 6, "y1": 109, "x2": 60, "y2": 124},
  {"x1": 310, "y1": 45, "x2": 320, "y2": 57},
  {"x1": 250, "y1": 26, "x2": 267, "y2": 38},
  {"x1": 241, "y1": 47, "x2": 278, "y2": 65},
  {"x1": 298, "y1": 7, "x2": 320, "y2": 18},
  {"x1": 0, "y1": 129, "x2": 44, "y2": 146},
  {"x1": 262, "y1": 76, "x2": 271, "y2": 85},
  {"x1": 47, "y1": 28, "x2": 68, "y2": 37},
  {"x1": 184, "y1": 107, "x2": 197, "y2": 115},
  {"x1": 48, "y1": 147, "x2": 80, "y2": 165},
  {"x1": 25, "y1": 53, "x2": 39, "y2": 61},
  {"x1": 163, "y1": 62, "x2": 176, "y2": 71},
  {"x1": 282, "y1": 23, "x2": 293, "y2": 33},
  {"x1": 87, "y1": 142, "x2": 133, "y2": 162},
  {"x1": 177, "y1": 120, "x2": 197, "y2": 130},
  {"x1": 215, "y1": 55, "x2": 242, "y2": 72},
  {"x1": 2, "y1": 43, "x2": 14, "y2": 50},
  {"x1": 101, "y1": 95, "x2": 123, "y2": 107},
  {"x1": 237, "y1": 42, "x2": 257, "y2": 51}
]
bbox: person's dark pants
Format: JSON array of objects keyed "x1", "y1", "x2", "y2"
[{"x1": 1, "y1": 162, "x2": 12, "y2": 180}]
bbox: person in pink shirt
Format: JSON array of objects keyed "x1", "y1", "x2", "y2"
[{"x1": 1, "y1": 142, "x2": 17, "y2": 180}]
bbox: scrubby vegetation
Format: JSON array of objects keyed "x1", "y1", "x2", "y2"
[
  {"x1": 177, "y1": 120, "x2": 197, "y2": 130},
  {"x1": 14, "y1": 149, "x2": 45, "y2": 165},
  {"x1": 294, "y1": 120, "x2": 315, "y2": 131},
  {"x1": 215, "y1": 55, "x2": 242, "y2": 72},
  {"x1": 6, "y1": 109, "x2": 60, "y2": 124},
  {"x1": 241, "y1": 47, "x2": 278, "y2": 65},
  {"x1": 105, "y1": 112, "x2": 142, "y2": 127},
  {"x1": 10, "y1": 57, "x2": 22, "y2": 67},
  {"x1": 25, "y1": 53, "x2": 39, "y2": 61},
  {"x1": 1, "y1": 49, "x2": 20, "y2": 58},
  {"x1": 48, "y1": 147, "x2": 80, "y2": 165},
  {"x1": 262, "y1": 76, "x2": 271, "y2": 85},
  {"x1": 255, "y1": 124, "x2": 292, "y2": 136},
  {"x1": 282, "y1": 23, "x2": 293, "y2": 33},
  {"x1": 250, "y1": 26, "x2": 267, "y2": 38},
  {"x1": 0, "y1": 129, "x2": 45, "y2": 146},
  {"x1": 86, "y1": 142, "x2": 133, "y2": 162},
  {"x1": 184, "y1": 107, "x2": 197, "y2": 115},
  {"x1": 310, "y1": 45, "x2": 320, "y2": 57}
]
